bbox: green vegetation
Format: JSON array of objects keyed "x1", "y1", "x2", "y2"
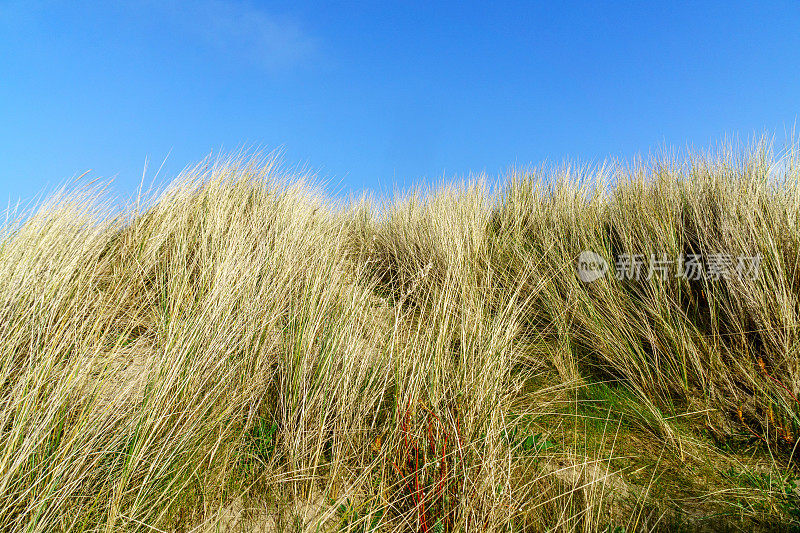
[{"x1": 0, "y1": 144, "x2": 798, "y2": 531}]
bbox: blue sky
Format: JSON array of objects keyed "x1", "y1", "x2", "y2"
[{"x1": 1, "y1": 1, "x2": 799, "y2": 205}]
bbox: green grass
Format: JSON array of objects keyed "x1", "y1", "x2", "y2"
[{"x1": 0, "y1": 143, "x2": 798, "y2": 531}]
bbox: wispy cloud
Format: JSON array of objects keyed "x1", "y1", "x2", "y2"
[
  {"x1": 3, "y1": 0, "x2": 317, "y2": 71},
  {"x1": 170, "y1": 0, "x2": 317, "y2": 70}
]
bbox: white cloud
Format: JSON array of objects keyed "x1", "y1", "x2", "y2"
[{"x1": 170, "y1": 0, "x2": 316, "y2": 70}]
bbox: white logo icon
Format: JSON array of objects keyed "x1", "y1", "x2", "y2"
[{"x1": 577, "y1": 251, "x2": 608, "y2": 282}]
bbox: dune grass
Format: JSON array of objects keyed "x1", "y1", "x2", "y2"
[{"x1": 0, "y1": 144, "x2": 799, "y2": 531}]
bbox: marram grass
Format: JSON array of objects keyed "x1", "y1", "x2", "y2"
[{"x1": 1, "y1": 146, "x2": 799, "y2": 532}]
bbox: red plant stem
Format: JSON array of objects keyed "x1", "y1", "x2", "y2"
[
  {"x1": 766, "y1": 371, "x2": 800, "y2": 405},
  {"x1": 415, "y1": 446, "x2": 429, "y2": 533}
]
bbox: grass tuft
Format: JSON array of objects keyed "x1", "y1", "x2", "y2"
[{"x1": 1, "y1": 145, "x2": 799, "y2": 531}]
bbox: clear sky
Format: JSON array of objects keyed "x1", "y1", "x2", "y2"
[{"x1": 1, "y1": 1, "x2": 799, "y2": 206}]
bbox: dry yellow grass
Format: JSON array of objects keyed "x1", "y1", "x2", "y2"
[{"x1": 0, "y1": 144, "x2": 798, "y2": 531}]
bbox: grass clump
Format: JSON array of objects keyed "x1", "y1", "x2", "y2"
[{"x1": 0, "y1": 143, "x2": 799, "y2": 531}]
